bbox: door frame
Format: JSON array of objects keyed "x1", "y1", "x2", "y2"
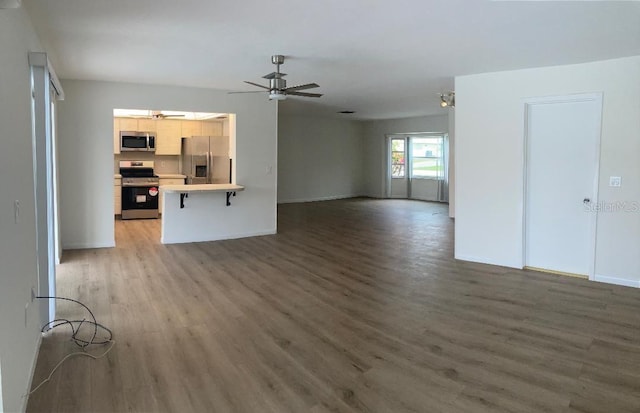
[
  {"x1": 521, "y1": 92, "x2": 603, "y2": 280},
  {"x1": 385, "y1": 135, "x2": 409, "y2": 198},
  {"x1": 29, "y1": 52, "x2": 64, "y2": 323}
]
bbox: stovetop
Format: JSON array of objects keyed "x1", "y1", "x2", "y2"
[{"x1": 119, "y1": 160, "x2": 158, "y2": 179}]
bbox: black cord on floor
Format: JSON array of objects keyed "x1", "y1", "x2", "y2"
[
  {"x1": 25, "y1": 296, "x2": 116, "y2": 398},
  {"x1": 36, "y1": 295, "x2": 113, "y2": 347}
]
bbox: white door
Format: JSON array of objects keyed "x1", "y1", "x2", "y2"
[
  {"x1": 388, "y1": 137, "x2": 408, "y2": 198},
  {"x1": 524, "y1": 94, "x2": 602, "y2": 277}
]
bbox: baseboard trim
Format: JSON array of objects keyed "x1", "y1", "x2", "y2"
[
  {"x1": 63, "y1": 241, "x2": 115, "y2": 250},
  {"x1": 524, "y1": 266, "x2": 588, "y2": 279},
  {"x1": 594, "y1": 274, "x2": 640, "y2": 288},
  {"x1": 454, "y1": 254, "x2": 521, "y2": 269},
  {"x1": 21, "y1": 333, "x2": 43, "y2": 412},
  {"x1": 162, "y1": 229, "x2": 277, "y2": 245}
]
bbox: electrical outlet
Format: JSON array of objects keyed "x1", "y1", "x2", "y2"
[
  {"x1": 609, "y1": 176, "x2": 622, "y2": 187},
  {"x1": 31, "y1": 287, "x2": 36, "y2": 302}
]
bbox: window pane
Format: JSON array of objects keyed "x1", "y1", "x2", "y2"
[
  {"x1": 391, "y1": 139, "x2": 405, "y2": 152},
  {"x1": 412, "y1": 157, "x2": 442, "y2": 177},
  {"x1": 411, "y1": 137, "x2": 443, "y2": 178},
  {"x1": 391, "y1": 138, "x2": 405, "y2": 178}
]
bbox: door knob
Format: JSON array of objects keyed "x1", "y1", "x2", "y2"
[{"x1": 583, "y1": 198, "x2": 591, "y2": 204}]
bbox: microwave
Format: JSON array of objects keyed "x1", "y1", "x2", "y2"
[{"x1": 120, "y1": 131, "x2": 156, "y2": 152}]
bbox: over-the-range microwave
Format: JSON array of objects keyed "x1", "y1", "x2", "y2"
[{"x1": 120, "y1": 131, "x2": 156, "y2": 152}]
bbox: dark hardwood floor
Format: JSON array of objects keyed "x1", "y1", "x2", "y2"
[{"x1": 27, "y1": 198, "x2": 640, "y2": 412}]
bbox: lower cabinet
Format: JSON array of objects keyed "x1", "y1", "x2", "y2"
[
  {"x1": 159, "y1": 178, "x2": 185, "y2": 213},
  {"x1": 114, "y1": 178, "x2": 122, "y2": 215}
]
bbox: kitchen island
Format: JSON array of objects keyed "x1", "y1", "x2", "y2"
[{"x1": 160, "y1": 184, "x2": 254, "y2": 244}]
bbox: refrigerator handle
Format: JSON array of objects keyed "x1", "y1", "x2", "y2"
[
  {"x1": 209, "y1": 151, "x2": 213, "y2": 184},
  {"x1": 206, "y1": 151, "x2": 211, "y2": 184}
]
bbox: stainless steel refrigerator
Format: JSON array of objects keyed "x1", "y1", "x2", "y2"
[{"x1": 181, "y1": 136, "x2": 231, "y2": 184}]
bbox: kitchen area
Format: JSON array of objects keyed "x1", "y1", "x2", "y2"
[{"x1": 113, "y1": 109, "x2": 239, "y2": 243}]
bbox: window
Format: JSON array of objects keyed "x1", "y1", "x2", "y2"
[
  {"x1": 411, "y1": 137, "x2": 444, "y2": 178},
  {"x1": 391, "y1": 138, "x2": 405, "y2": 178}
]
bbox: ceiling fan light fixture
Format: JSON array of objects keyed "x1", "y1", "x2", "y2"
[{"x1": 269, "y1": 91, "x2": 287, "y2": 101}]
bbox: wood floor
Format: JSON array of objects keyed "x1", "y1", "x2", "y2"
[{"x1": 27, "y1": 198, "x2": 640, "y2": 412}]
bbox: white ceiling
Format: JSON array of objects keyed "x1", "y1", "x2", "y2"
[{"x1": 23, "y1": 0, "x2": 640, "y2": 120}]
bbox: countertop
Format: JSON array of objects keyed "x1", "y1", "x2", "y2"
[
  {"x1": 114, "y1": 173, "x2": 185, "y2": 179},
  {"x1": 161, "y1": 184, "x2": 244, "y2": 193}
]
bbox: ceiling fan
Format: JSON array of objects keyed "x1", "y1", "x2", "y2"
[
  {"x1": 148, "y1": 111, "x2": 185, "y2": 119},
  {"x1": 230, "y1": 55, "x2": 322, "y2": 100},
  {"x1": 122, "y1": 110, "x2": 186, "y2": 119}
]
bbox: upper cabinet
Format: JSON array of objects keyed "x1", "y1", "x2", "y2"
[
  {"x1": 202, "y1": 121, "x2": 223, "y2": 136},
  {"x1": 119, "y1": 118, "x2": 138, "y2": 131},
  {"x1": 137, "y1": 119, "x2": 157, "y2": 133},
  {"x1": 113, "y1": 118, "x2": 120, "y2": 154},
  {"x1": 113, "y1": 117, "x2": 226, "y2": 155},
  {"x1": 181, "y1": 121, "x2": 202, "y2": 138},
  {"x1": 155, "y1": 119, "x2": 182, "y2": 155}
]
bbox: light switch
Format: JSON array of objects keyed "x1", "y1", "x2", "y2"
[
  {"x1": 609, "y1": 176, "x2": 622, "y2": 187},
  {"x1": 14, "y1": 200, "x2": 20, "y2": 224}
]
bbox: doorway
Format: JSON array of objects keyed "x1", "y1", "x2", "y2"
[
  {"x1": 387, "y1": 133, "x2": 449, "y2": 202},
  {"x1": 29, "y1": 52, "x2": 63, "y2": 324},
  {"x1": 524, "y1": 93, "x2": 602, "y2": 279}
]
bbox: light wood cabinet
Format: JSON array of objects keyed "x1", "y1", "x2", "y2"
[
  {"x1": 114, "y1": 178, "x2": 122, "y2": 215},
  {"x1": 137, "y1": 119, "x2": 157, "y2": 132},
  {"x1": 119, "y1": 118, "x2": 138, "y2": 131},
  {"x1": 155, "y1": 120, "x2": 182, "y2": 155},
  {"x1": 181, "y1": 120, "x2": 202, "y2": 138},
  {"x1": 202, "y1": 121, "x2": 223, "y2": 136},
  {"x1": 159, "y1": 178, "x2": 185, "y2": 213},
  {"x1": 113, "y1": 118, "x2": 223, "y2": 156},
  {"x1": 113, "y1": 119, "x2": 120, "y2": 154}
]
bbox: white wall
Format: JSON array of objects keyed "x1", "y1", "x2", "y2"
[
  {"x1": 277, "y1": 115, "x2": 365, "y2": 203},
  {"x1": 410, "y1": 179, "x2": 441, "y2": 201},
  {"x1": 57, "y1": 80, "x2": 277, "y2": 249},
  {"x1": 0, "y1": 7, "x2": 47, "y2": 412},
  {"x1": 362, "y1": 115, "x2": 450, "y2": 198},
  {"x1": 448, "y1": 110, "x2": 455, "y2": 217},
  {"x1": 455, "y1": 56, "x2": 640, "y2": 286}
]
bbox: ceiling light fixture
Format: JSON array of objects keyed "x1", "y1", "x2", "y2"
[
  {"x1": 269, "y1": 91, "x2": 287, "y2": 101},
  {"x1": 439, "y1": 91, "x2": 455, "y2": 108}
]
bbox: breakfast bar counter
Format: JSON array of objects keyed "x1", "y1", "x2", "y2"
[
  {"x1": 160, "y1": 183, "x2": 261, "y2": 244},
  {"x1": 161, "y1": 184, "x2": 245, "y2": 207}
]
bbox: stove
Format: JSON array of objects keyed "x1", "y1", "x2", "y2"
[{"x1": 119, "y1": 161, "x2": 160, "y2": 220}]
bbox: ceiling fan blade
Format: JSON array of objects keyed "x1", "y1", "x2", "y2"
[
  {"x1": 284, "y1": 83, "x2": 319, "y2": 92},
  {"x1": 287, "y1": 91, "x2": 323, "y2": 98},
  {"x1": 244, "y1": 81, "x2": 270, "y2": 90},
  {"x1": 228, "y1": 90, "x2": 267, "y2": 94}
]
